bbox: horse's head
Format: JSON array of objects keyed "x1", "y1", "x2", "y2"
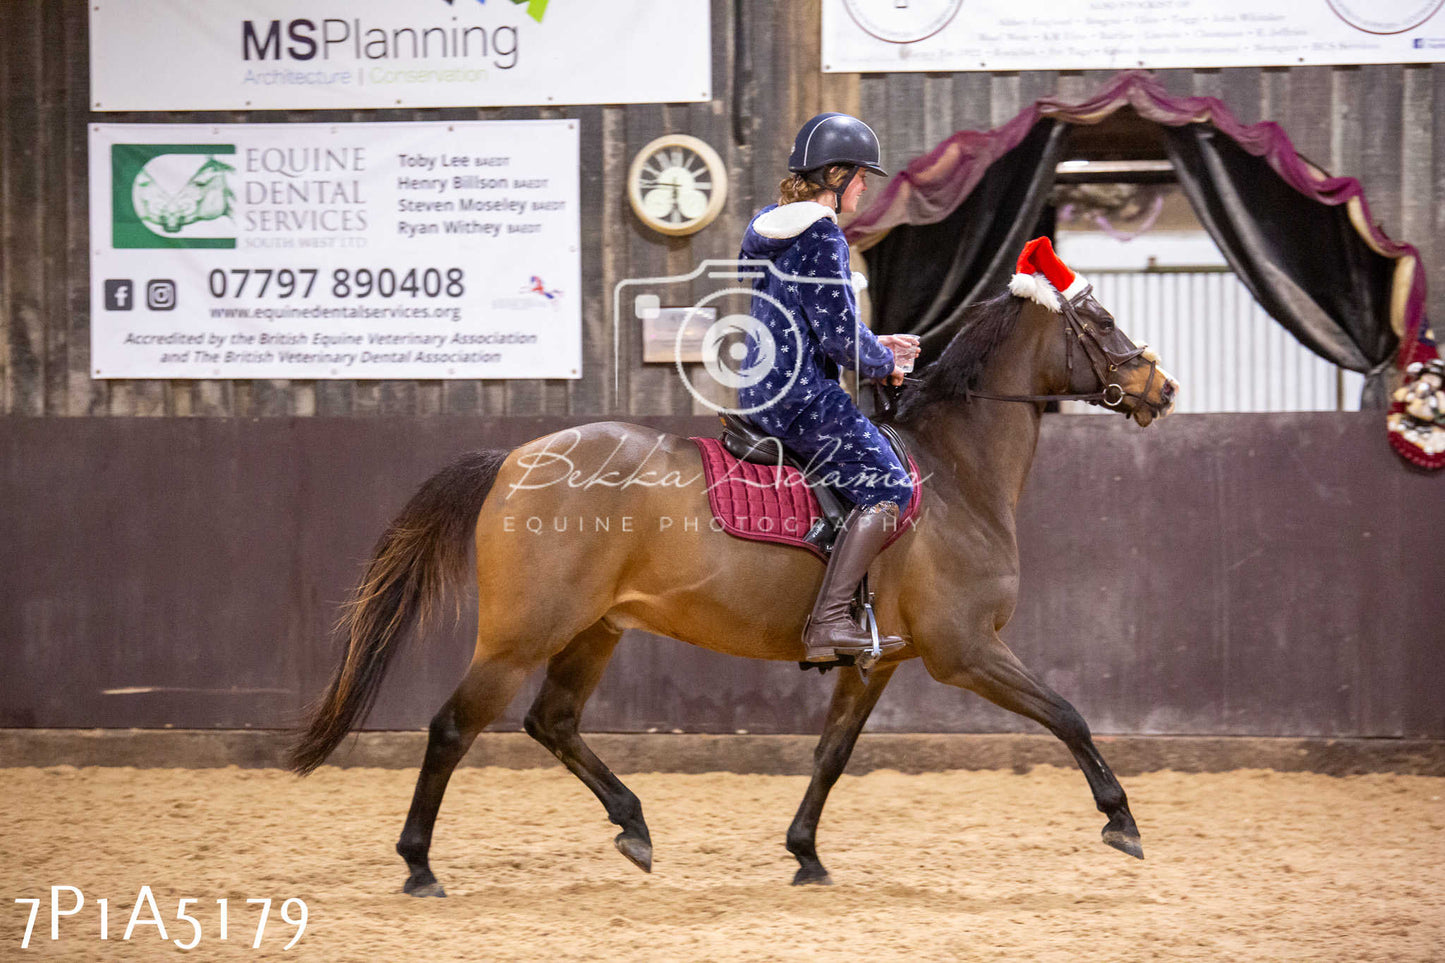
[
  {"x1": 1044, "y1": 284, "x2": 1178, "y2": 426},
  {"x1": 892, "y1": 237, "x2": 1178, "y2": 427},
  {"x1": 1007, "y1": 237, "x2": 1177, "y2": 426}
]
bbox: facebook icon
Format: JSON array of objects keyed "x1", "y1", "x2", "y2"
[{"x1": 104, "y1": 279, "x2": 134, "y2": 311}]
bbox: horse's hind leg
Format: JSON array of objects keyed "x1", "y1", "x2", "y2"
[
  {"x1": 786, "y1": 663, "x2": 898, "y2": 885},
  {"x1": 927, "y1": 636, "x2": 1143, "y2": 859},
  {"x1": 396, "y1": 656, "x2": 532, "y2": 897},
  {"x1": 523, "y1": 620, "x2": 653, "y2": 872}
]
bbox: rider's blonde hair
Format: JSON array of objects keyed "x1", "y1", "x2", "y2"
[{"x1": 778, "y1": 165, "x2": 850, "y2": 205}]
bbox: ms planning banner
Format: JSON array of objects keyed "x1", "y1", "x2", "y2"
[{"x1": 90, "y1": 0, "x2": 711, "y2": 110}]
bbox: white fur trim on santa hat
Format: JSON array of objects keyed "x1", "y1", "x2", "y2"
[
  {"x1": 1010, "y1": 272, "x2": 1061, "y2": 311},
  {"x1": 1009, "y1": 271, "x2": 1091, "y2": 312},
  {"x1": 1061, "y1": 274, "x2": 1089, "y2": 301},
  {"x1": 752, "y1": 201, "x2": 837, "y2": 240}
]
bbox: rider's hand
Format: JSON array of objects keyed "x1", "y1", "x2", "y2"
[
  {"x1": 878, "y1": 334, "x2": 919, "y2": 387},
  {"x1": 876, "y1": 334, "x2": 918, "y2": 354}
]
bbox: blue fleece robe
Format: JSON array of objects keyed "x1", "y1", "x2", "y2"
[{"x1": 735, "y1": 201, "x2": 913, "y2": 510}]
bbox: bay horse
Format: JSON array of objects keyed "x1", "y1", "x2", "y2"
[{"x1": 290, "y1": 278, "x2": 1178, "y2": 895}]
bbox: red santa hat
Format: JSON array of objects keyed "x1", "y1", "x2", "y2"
[{"x1": 1009, "y1": 236, "x2": 1089, "y2": 311}]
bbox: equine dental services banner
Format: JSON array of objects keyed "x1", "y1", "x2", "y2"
[
  {"x1": 823, "y1": 0, "x2": 1445, "y2": 72},
  {"x1": 89, "y1": 0, "x2": 711, "y2": 110},
  {"x1": 88, "y1": 121, "x2": 581, "y2": 380}
]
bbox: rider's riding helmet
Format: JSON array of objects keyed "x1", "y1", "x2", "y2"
[{"x1": 787, "y1": 113, "x2": 886, "y2": 207}]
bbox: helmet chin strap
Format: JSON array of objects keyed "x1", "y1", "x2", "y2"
[{"x1": 807, "y1": 165, "x2": 859, "y2": 212}]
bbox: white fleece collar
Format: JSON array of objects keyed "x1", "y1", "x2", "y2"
[{"x1": 752, "y1": 201, "x2": 837, "y2": 240}]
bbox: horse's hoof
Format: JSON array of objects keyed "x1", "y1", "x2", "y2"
[
  {"x1": 403, "y1": 879, "x2": 447, "y2": 898},
  {"x1": 615, "y1": 832, "x2": 653, "y2": 873},
  {"x1": 1102, "y1": 828, "x2": 1144, "y2": 860},
  {"x1": 791, "y1": 866, "x2": 834, "y2": 886}
]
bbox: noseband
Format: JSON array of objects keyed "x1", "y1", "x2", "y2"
[{"x1": 956, "y1": 285, "x2": 1161, "y2": 411}]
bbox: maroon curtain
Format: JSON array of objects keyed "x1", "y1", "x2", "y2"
[
  {"x1": 846, "y1": 70, "x2": 1441, "y2": 467},
  {"x1": 862, "y1": 119, "x2": 1067, "y2": 361},
  {"x1": 843, "y1": 70, "x2": 1439, "y2": 465},
  {"x1": 1160, "y1": 124, "x2": 1400, "y2": 406}
]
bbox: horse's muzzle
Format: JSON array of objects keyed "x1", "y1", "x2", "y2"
[{"x1": 1130, "y1": 375, "x2": 1179, "y2": 427}]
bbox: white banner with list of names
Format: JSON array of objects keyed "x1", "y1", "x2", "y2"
[
  {"x1": 89, "y1": 120, "x2": 581, "y2": 380},
  {"x1": 823, "y1": 0, "x2": 1445, "y2": 73}
]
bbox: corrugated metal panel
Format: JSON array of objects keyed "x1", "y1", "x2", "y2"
[{"x1": 1089, "y1": 270, "x2": 1364, "y2": 413}]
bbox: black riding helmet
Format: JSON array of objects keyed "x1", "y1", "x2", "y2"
[{"x1": 787, "y1": 112, "x2": 886, "y2": 209}]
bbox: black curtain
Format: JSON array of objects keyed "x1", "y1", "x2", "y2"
[
  {"x1": 861, "y1": 120, "x2": 1070, "y2": 362},
  {"x1": 1161, "y1": 124, "x2": 1400, "y2": 407}
]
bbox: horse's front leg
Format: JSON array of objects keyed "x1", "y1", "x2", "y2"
[
  {"x1": 925, "y1": 635, "x2": 1143, "y2": 859},
  {"x1": 786, "y1": 662, "x2": 898, "y2": 885}
]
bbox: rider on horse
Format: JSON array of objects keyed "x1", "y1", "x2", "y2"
[{"x1": 737, "y1": 112, "x2": 919, "y2": 665}]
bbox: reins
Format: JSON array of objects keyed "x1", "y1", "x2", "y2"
[{"x1": 961, "y1": 386, "x2": 1126, "y2": 405}]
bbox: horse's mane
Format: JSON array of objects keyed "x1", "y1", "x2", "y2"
[{"x1": 890, "y1": 293, "x2": 1022, "y2": 423}]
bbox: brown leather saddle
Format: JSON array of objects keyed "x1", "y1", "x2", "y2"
[{"x1": 717, "y1": 412, "x2": 911, "y2": 557}]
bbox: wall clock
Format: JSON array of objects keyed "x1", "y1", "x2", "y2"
[{"x1": 627, "y1": 134, "x2": 728, "y2": 236}]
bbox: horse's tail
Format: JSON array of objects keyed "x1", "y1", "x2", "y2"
[{"x1": 288, "y1": 448, "x2": 512, "y2": 776}]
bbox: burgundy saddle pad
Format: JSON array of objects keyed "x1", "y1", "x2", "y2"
[{"x1": 689, "y1": 436, "x2": 922, "y2": 561}]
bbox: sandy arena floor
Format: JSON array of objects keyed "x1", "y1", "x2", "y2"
[{"x1": 2, "y1": 764, "x2": 1442, "y2": 961}]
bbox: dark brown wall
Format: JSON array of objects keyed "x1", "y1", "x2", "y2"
[
  {"x1": 3, "y1": 413, "x2": 1440, "y2": 738},
  {"x1": 2, "y1": 0, "x2": 1441, "y2": 417}
]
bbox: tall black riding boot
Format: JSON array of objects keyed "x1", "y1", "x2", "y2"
[{"x1": 802, "y1": 501, "x2": 907, "y2": 663}]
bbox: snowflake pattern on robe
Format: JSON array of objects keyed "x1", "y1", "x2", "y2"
[{"x1": 733, "y1": 202, "x2": 913, "y2": 509}]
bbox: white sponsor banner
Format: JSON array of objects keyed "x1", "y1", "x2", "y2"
[
  {"x1": 89, "y1": 121, "x2": 581, "y2": 380},
  {"x1": 90, "y1": 0, "x2": 711, "y2": 110},
  {"x1": 823, "y1": 0, "x2": 1445, "y2": 72}
]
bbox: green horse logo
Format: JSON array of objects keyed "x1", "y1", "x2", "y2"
[
  {"x1": 113, "y1": 145, "x2": 237, "y2": 249},
  {"x1": 135, "y1": 156, "x2": 235, "y2": 234}
]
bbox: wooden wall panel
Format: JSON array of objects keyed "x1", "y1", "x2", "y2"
[
  {"x1": 1361, "y1": 66, "x2": 1405, "y2": 243},
  {"x1": 1, "y1": 0, "x2": 1441, "y2": 416},
  {"x1": 2, "y1": 0, "x2": 44, "y2": 416},
  {"x1": 63, "y1": 0, "x2": 102, "y2": 417},
  {"x1": 1402, "y1": 66, "x2": 1436, "y2": 331},
  {"x1": 1435, "y1": 64, "x2": 1445, "y2": 306}
]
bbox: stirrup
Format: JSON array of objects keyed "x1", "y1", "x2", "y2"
[
  {"x1": 802, "y1": 604, "x2": 905, "y2": 669},
  {"x1": 803, "y1": 640, "x2": 905, "y2": 670}
]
